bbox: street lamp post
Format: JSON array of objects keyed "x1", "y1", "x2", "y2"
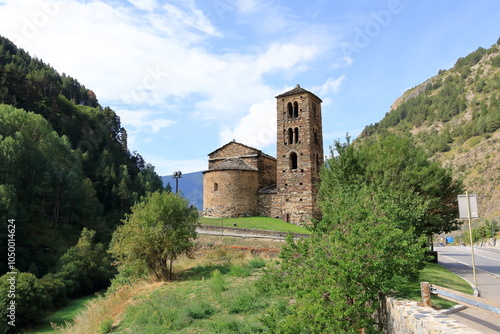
[{"x1": 172, "y1": 171, "x2": 182, "y2": 193}]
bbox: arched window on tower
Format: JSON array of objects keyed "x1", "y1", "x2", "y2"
[
  {"x1": 314, "y1": 129, "x2": 319, "y2": 145},
  {"x1": 287, "y1": 102, "x2": 293, "y2": 118},
  {"x1": 288, "y1": 128, "x2": 294, "y2": 144},
  {"x1": 214, "y1": 183, "x2": 219, "y2": 191},
  {"x1": 294, "y1": 127, "x2": 299, "y2": 143},
  {"x1": 293, "y1": 101, "x2": 299, "y2": 118},
  {"x1": 290, "y1": 152, "x2": 298, "y2": 170}
]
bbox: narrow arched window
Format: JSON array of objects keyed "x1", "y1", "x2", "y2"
[
  {"x1": 288, "y1": 128, "x2": 293, "y2": 144},
  {"x1": 293, "y1": 101, "x2": 299, "y2": 118},
  {"x1": 287, "y1": 102, "x2": 293, "y2": 118},
  {"x1": 290, "y1": 152, "x2": 298, "y2": 169},
  {"x1": 214, "y1": 183, "x2": 218, "y2": 191},
  {"x1": 314, "y1": 129, "x2": 319, "y2": 144},
  {"x1": 294, "y1": 127, "x2": 299, "y2": 143}
]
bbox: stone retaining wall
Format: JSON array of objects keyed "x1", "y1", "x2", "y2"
[
  {"x1": 199, "y1": 224, "x2": 310, "y2": 238},
  {"x1": 383, "y1": 297, "x2": 481, "y2": 333}
]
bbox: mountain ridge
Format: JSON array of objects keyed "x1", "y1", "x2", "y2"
[{"x1": 362, "y1": 39, "x2": 500, "y2": 222}]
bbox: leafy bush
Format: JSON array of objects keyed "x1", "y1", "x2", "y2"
[
  {"x1": 39, "y1": 274, "x2": 68, "y2": 309},
  {"x1": 109, "y1": 191, "x2": 199, "y2": 281},
  {"x1": 247, "y1": 256, "x2": 267, "y2": 269},
  {"x1": 0, "y1": 271, "x2": 49, "y2": 329},
  {"x1": 54, "y1": 228, "x2": 114, "y2": 297}
]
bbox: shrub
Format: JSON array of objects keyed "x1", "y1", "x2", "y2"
[
  {"x1": 0, "y1": 271, "x2": 49, "y2": 330},
  {"x1": 39, "y1": 274, "x2": 68, "y2": 309},
  {"x1": 54, "y1": 228, "x2": 114, "y2": 297},
  {"x1": 210, "y1": 269, "x2": 228, "y2": 296},
  {"x1": 186, "y1": 302, "x2": 216, "y2": 319},
  {"x1": 247, "y1": 256, "x2": 266, "y2": 269},
  {"x1": 229, "y1": 264, "x2": 251, "y2": 277}
]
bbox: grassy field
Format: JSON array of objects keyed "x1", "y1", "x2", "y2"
[
  {"x1": 56, "y1": 246, "x2": 285, "y2": 334},
  {"x1": 199, "y1": 216, "x2": 310, "y2": 234},
  {"x1": 113, "y1": 257, "x2": 279, "y2": 333},
  {"x1": 394, "y1": 262, "x2": 473, "y2": 309},
  {"x1": 23, "y1": 295, "x2": 97, "y2": 334}
]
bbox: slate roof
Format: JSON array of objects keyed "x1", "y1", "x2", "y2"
[
  {"x1": 207, "y1": 140, "x2": 276, "y2": 161},
  {"x1": 210, "y1": 157, "x2": 257, "y2": 171},
  {"x1": 275, "y1": 84, "x2": 323, "y2": 102}
]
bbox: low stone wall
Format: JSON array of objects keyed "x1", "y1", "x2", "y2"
[
  {"x1": 198, "y1": 224, "x2": 310, "y2": 239},
  {"x1": 384, "y1": 297, "x2": 481, "y2": 334}
]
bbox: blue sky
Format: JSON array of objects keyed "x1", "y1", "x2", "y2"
[{"x1": 0, "y1": 0, "x2": 499, "y2": 176}]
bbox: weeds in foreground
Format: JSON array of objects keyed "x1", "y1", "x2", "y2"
[
  {"x1": 55, "y1": 247, "x2": 279, "y2": 334},
  {"x1": 111, "y1": 255, "x2": 277, "y2": 334}
]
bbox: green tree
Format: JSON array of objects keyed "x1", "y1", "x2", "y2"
[
  {"x1": 262, "y1": 134, "x2": 462, "y2": 332},
  {"x1": 320, "y1": 134, "x2": 463, "y2": 241},
  {"x1": 0, "y1": 271, "x2": 49, "y2": 330},
  {"x1": 54, "y1": 228, "x2": 114, "y2": 297},
  {"x1": 109, "y1": 191, "x2": 199, "y2": 281},
  {"x1": 265, "y1": 186, "x2": 425, "y2": 333}
]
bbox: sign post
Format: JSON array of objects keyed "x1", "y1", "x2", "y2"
[{"x1": 457, "y1": 192, "x2": 478, "y2": 285}]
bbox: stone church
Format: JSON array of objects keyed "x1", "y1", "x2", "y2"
[{"x1": 203, "y1": 85, "x2": 324, "y2": 225}]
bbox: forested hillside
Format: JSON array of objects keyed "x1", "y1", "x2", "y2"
[
  {"x1": 361, "y1": 38, "x2": 500, "y2": 222},
  {"x1": 0, "y1": 35, "x2": 164, "y2": 276}
]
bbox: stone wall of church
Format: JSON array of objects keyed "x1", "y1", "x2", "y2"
[
  {"x1": 203, "y1": 169, "x2": 259, "y2": 218},
  {"x1": 257, "y1": 155, "x2": 277, "y2": 189},
  {"x1": 257, "y1": 192, "x2": 281, "y2": 219}
]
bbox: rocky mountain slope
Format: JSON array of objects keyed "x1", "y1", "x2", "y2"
[{"x1": 362, "y1": 39, "x2": 500, "y2": 223}]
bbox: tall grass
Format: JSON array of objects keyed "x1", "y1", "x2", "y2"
[
  {"x1": 54, "y1": 281, "x2": 151, "y2": 334},
  {"x1": 110, "y1": 255, "x2": 276, "y2": 333}
]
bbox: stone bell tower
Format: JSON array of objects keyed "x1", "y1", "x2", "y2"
[{"x1": 275, "y1": 84, "x2": 324, "y2": 225}]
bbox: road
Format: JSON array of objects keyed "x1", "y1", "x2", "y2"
[
  {"x1": 436, "y1": 246, "x2": 500, "y2": 334},
  {"x1": 437, "y1": 246, "x2": 500, "y2": 278}
]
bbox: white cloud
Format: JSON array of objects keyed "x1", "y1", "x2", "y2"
[
  {"x1": 219, "y1": 99, "x2": 276, "y2": 150},
  {"x1": 236, "y1": 0, "x2": 261, "y2": 14},
  {"x1": 255, "y1": 42, "x2": 318, "y2": 73},
  {"x1": 0, "y1": 0, "x2": 334, "y2": 124},
  {"x1": 0, "y1": 0, "x2": 346, "y2": 175},
  {"x1": 128, "y1": 0, "x2": 157, "y2": 12},
  {"x1": 314, "y1": 75, "x2": 346, "y2": 97},
  {"x1": 117, "y1": 109, "x2": 175, "y2": 134},
  {"x1": 158, "y1": 2, "x2": 221, "y2": 38}
]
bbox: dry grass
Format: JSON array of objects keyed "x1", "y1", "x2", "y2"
[
  {"x1": 54, "y1": 238, "x2": 280, "y2": 334},
  {"x1": 53, "y1": 280, "x2": 163, "y2": 334}
]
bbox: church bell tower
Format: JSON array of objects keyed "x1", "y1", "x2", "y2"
[{"x1": 275, "y1": 84, "x2": 324, "y2": 224}]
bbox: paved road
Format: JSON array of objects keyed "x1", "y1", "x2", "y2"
[
  {"x1": 437, "y1": 246, "x2": 500, "y2": 278},
  {"x1": 436, "y1": 246, "x2": 500, "y2": 334}
]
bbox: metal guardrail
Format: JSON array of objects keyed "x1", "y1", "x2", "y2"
[{"x1": 420, "y1": 282, "x2": 500, "y2": 315}]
